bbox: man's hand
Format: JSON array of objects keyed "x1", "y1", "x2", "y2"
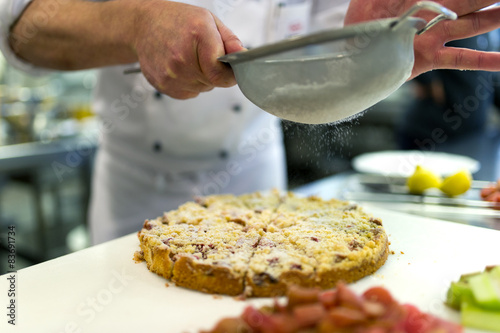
[
  {"x1": 345, "y1": 0, "x2": 500, "y2": 79},
  {"x1": 133, "y1": 1, "x2": 245, "y2": 99},
  {"x1": 9, "y1": 0, "x2": 244, "y2": 100}
]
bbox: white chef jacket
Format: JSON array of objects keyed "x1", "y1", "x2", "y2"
[{"x1": 0, "y1": 0, "x2": 350, "y2": 244}]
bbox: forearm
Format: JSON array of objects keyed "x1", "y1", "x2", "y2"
[
  {"x1": 9, "y1": 0, "x2": 141, "y2": 70},
  {"x1": 8, "y1": 0, "x2": 243, "y2": 98}
]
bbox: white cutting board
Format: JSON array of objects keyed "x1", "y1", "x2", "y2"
[{"x1": 1, "y1": 207, "x2": 499, "y2": 333}]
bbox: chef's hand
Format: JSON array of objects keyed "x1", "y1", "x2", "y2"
[
  {"x1": 134, "y1": 1, "x2": 245, "y2": 99},
  {"x1": 344, "y1": 0, "x2": 500, "y2": 80}
]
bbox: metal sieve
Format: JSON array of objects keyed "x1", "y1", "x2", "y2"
[{"x1": 218, "y1": 1, "x2": 457, "y2": 124}]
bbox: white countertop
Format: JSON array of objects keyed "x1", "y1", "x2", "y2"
[{"x1": 2, "y1": 207, "x2": 500, "y2": 333}]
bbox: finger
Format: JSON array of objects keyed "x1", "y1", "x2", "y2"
[
  {"x1": 196, "y1": 83, "x2": 215, "y2": 93},
  {"x1": 196, "y1": 14, "x2": 237, "y2": 88},
  {"x1": 433, "y1": 46, "x2": 500, "y2": 71},
  {"x1": 440, "y1": 6, "x2": 500, "y2": 42},
  {"x1": 184, "y1": 80, "x2": 215, "y2": 93},
  {"x1": 143, "y1": 68, "x2": 213, "y2": 98},
  {"x1": 438, "y1": 0, "x2": 499, "y2": 17},
  {"x1": 161, "y1": 79, "x2": 214, "y2": 96},
  {"x1": 212, "y1": 14, "x2": 246, "y2": 54},
  {"x1": 166, "y1": 90, "x2": 200, "y2": 100}
]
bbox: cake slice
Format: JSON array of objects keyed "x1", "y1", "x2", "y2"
[
  {"x1": 245, "y1": 193, "x2": 388, "y2": 296},
  {"x1": 139, "y1": 196, "x2": 268, "y2": 296},
  {"x1": 246, "y1": 228, "x2": 319, "y2": 297}
]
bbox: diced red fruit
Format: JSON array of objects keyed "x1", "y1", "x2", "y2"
[
  {"x1": 195, "y1": 244, "x2": 205, "y2": 252},
  {"x1": 480, "y1": 180, "x2": 500, "y2": 210},
  {"x1": 337, "y1": 282, "x2": 364, "y2": 310},
  {"x1": 143, "y1": 220, "x2": 153, "y2": 230},
  {"x1": 242, "y1": 306, "x2": 299, "y2": 333},
  {"x1": 241, "y1": 306, "x2": 297, "y2": 333},
  {"x1": 286, "y1": 285, "x2": 321, "y2": 310},
  {"x1": 363, "y1": 286, "x2": 396, "y2": 306},
  {"x1": 272, "y1": 299, "x2": 288, "y2": 314},
  {"x1": 267, "y1": 257, "x2": 279, "y2": 265},
  {"x1": 356, "y1": 327, "x2": 389, "y2": 333},
  {"x1": 261, "y1": 313, "x2": 299, "y2": 333},
  {"x1": 362, "y1": 300, "x2": 387, "y2": 317},
  {"x1": 379, "y1": 303, "x2": 406, "y2": 325},
  {"x1": 241, "y1": 306, "x2": 261, "y2": 325},
  {"x1": 204, "y1": 317, "x2": 252, "y2": 333},
  {"x1": 241, "y1": 306, "x2": 272, "y2": 331},
  {"x1": 319, "y1": 289, "x2": 338, "y2": 308},
  {"x1": 317, "y1": 319, "x2": 339, "y2": 333},
  {"x1": 481, "y1": 186, "x2": 497, "y2": 199},
  {"x1": 399, "y1": 304, "x2": 434, "y2": 333},
  {"x1": 399, "y1": 304, "x2": 463, "y2": 333},
  {"x1": 210, "y1": 285, "x2": 463, "y2": 333},
  {"x1": 293, "y1": 303, "x2": 326, "y2": 329},
  {"x1": 483, "y1": 191, "x2": 500, "y2": 210},
  {"x1": 327, "y1": 307, "x2": 367, "y2": 327},
  {"x1": 486, "y1": 191, "x2": 500, "y2": 202},
  {"x1": 161, "y1": 237, "x2": 173, "y2": 246}
]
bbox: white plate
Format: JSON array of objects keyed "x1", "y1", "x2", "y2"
[{"x1": 352, "y1": 150, "x2": 481, "y2": 177}]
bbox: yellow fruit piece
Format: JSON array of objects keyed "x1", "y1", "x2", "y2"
[
  {"x1": 407, "y1": 165, "x2": 442, "y2": 194},
  {"x1": 440, "y1": 169, "x2": 472, "y2": 196}
]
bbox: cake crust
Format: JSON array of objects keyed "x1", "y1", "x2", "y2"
[{"x1": 172, "y1": 256, "x2": 245, "y2": 296}]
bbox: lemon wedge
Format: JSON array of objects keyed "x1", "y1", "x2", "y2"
[
  {"x1": 440, "y1": 169, "x2": 472, "y2": 196},
  {"x1": 407, "y1": 165, "x2": 442, "y2": 194}
]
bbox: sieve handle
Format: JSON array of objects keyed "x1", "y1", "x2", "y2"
[
  {"x1": 391, "y1": 1, "x2": 457, "y2": 35},
  {"x1": 123, "y1": 67, "x2": 141, "y2": 74}
]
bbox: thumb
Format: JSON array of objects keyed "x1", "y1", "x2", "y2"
[{"x1": 212, "y1": 14, "x2": 246, "y2": 55}]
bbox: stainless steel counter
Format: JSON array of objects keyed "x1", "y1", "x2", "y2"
[
  {"x1": 0, "y1": 135, "x2": 97, "y2": 173},
  {"x1": 0, "y1": 135, "x2": 97, "y2": 265}
]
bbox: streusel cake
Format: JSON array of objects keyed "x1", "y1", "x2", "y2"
[{"x1": 137, "y1": 190, "x2": 388, "y2": 297}]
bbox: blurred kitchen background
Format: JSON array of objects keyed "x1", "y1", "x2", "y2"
[{"x1": 1, "y1": 38, "x2": 500, "y2": 274}]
